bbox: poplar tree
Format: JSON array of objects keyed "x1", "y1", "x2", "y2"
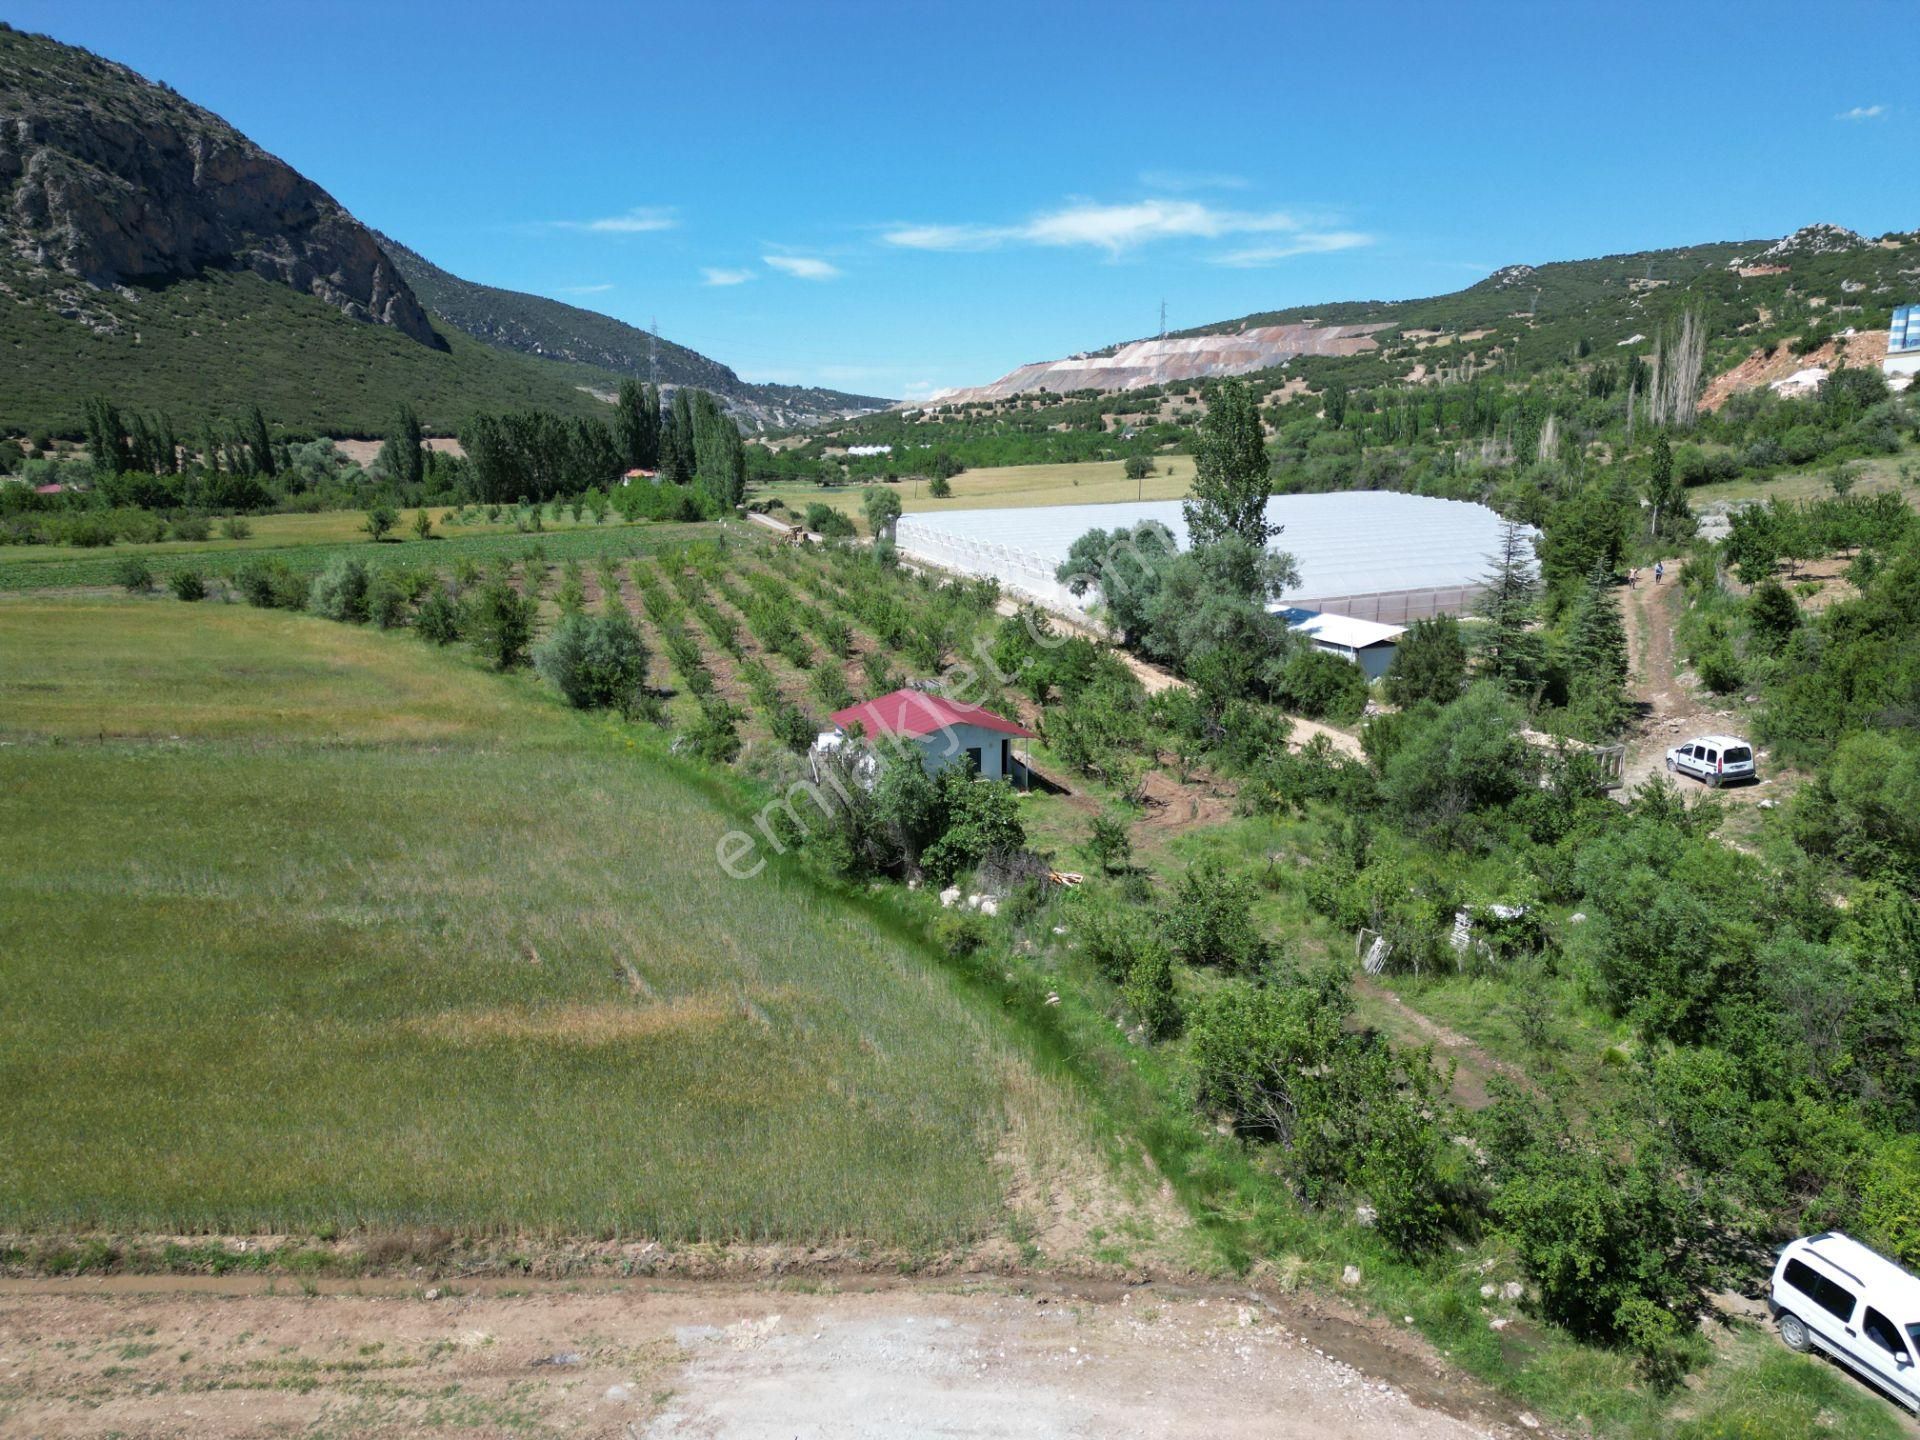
[
  {"x1": 1184, "y1": 378, "x2": 1275, "y2": 550},
  {"x1": 378, "y1": 402, "x2": 426, "y2": 491},
  {"x1": 246, "y1": 405, "x2": 278, "y2": 478}
]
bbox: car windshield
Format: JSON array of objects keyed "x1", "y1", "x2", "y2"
[
  {"x1": 1724, "y1": 746, "x2": 1752, "y2": 764},
  {"x1": 1910, "y1": 1322, "x2": 1920, "y2": 1355}
]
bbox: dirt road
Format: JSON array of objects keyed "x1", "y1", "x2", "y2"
[
  {"x1": 1618, "y1": 577, "x2": 1779, "y2": 804},
  {"x1": 0, "y1": 1277, "x2": 1540, "y2": 1438}
]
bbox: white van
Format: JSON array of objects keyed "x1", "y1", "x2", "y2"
[
  {"x1": 1666, "y1": 734, "x2": 1757, "y2": 787},
  {"x1": 1770, "y1": 1231, "x2": 1920, "y2": 1412}
]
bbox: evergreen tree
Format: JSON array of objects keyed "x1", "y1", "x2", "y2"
[
  {"x1": 1384, "y1": 613, "x2": 1468, "y2": 708},
  {"x1": 1477, "y1": 519, "x2": 1545, "y2": 697},
  {"x1": 1184, "y1": 378, "x2": 1276, "y2": 549},
  {"x1": 246, "y1": 405, "x2": 278, "y2": 479},
  {"x1": 1564, "y1": 564, "x2": 1631, "y2": 736}
]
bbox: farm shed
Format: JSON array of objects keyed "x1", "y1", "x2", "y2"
[
  {"x1": 896, "y1": 491, "x2": 1527, "y2": 627},
  {"x1": 822, "y1": 689, "x2": 1034, "y2": 782},
  {"x1": 1274, "y1": 609, "x2": 1406, "y2": 680}
]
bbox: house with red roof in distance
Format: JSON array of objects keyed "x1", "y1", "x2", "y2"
[{"x1": 818, "y1": 687, "x2": 1035, "y2": 784}]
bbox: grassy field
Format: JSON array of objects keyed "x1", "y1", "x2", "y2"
[
  {"x1": 1687, "y1": 450, "x2": 1919, "y2": 509},
  {"x1": 0, "y1": 597, "x2": 1102, "y2": 1245},
  {"x1": 0, "y1": 517, "x2": 719, "y2": 591},
  {"x1": 758, "y1": 455, "x2": 1197, "y2": 527}
]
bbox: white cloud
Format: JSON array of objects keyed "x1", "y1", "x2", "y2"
[
  {"x1": 700, "y1": 267, "x2": 756, "y2": 286},
  {"x1": 1837, "y1": 104, "x2": 1887, "y2": 121},
  {"x1": 764, "y1": 254, "x2": 841, "y2": 280},
  {"x1": 1138, "y1": 168, "x2": 1249, "y2": 192},
  {"x1": 1210, "y1": 231, "x2": 1374, "y2": 267},
  {"x1": 554, "y1": 206, "x2": 677, "y2": 234},
  {"x1": 882, "y1": 198, "x2": 1365, "y2": 260},
  {"x1": 555, "y1": 282, "x2": 614, "y2": 295}
]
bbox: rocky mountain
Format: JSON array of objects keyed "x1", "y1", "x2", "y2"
[
  {"x1": 0, "y1": 22, "x2": 439, "y2": 349},
  {"x1": 0, "y1": 23, "x2": 888, "y2": 435},
  {"x1": 377, "y1": 234, "x2": 891, "y2": 429},
  {"x1": 910, "y1": 224, "x2": 1918, "y2": 411},
  {"x1": 923, "y1": 322, "x2": 1386, "y2": 406}
]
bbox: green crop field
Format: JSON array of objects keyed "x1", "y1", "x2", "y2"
[
  {"x1": 0, "y1": 597, "x2": 1104, "y2": 1244},
  {"x1": 0, "y1": 517, "x2": 720, "y2": 591}
]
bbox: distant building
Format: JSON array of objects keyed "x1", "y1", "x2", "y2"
[
  {"x1": 1270, "y1": 607, "x2": 1406, "y2": 681},
  {"x1": 817, "y1": 688, "x2": 1034, "y2": 783},
  {"x1": 1885, "y1": 304, "x2": 1920, "y2": 381},
  {"x1": 621, "y1": 468, "x2": 659, "y2": 485},
  {"x1": 845, "y1": 444, "x2": 894, "y2": 458}
]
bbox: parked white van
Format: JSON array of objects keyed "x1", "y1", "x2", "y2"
[
  {"x1": 1665, "y1": 733, "x2": 1757, "y2": 787},
  {"x1": 1770, "y1": 1231, "x2": 1920, "y2": 1412}
]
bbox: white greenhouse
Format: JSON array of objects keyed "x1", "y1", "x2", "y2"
[{"x1": 896, "y1": 491, "x2": 1528, "y2": 625}]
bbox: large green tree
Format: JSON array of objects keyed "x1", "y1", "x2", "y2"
[{"x1": 1184, "y1": 378, "x2": 1276, "y2": 549}]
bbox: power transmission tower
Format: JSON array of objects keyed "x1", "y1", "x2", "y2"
[
  {"x1": 1158, "y1": 299, "x2": 1167, "y2": 339},
  {"x1": 649, "y1": 317, "x2": 658, "y2": 387}
]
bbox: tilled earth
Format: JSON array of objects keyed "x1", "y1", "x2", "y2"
[{"x1": 0, "y1": 1276, "x2": 1543, "y2": 1438}]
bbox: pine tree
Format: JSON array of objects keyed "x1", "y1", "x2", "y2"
[
  {"x1": 614, "y1": 380, "x2": 650, "y2": 470},
  {"x1": 1564, "y1": 563, "x2": 1630, "y2": 737},
  {"x1": 1184, "y1": 378, "x2": 1275, "y2": 549},
  {"x1": 1477, "y1": 519, "x2": 1545, "y2": 697}
]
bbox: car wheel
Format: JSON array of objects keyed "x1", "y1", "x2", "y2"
[
  {"x1": 1666, "y1": 759, "x2": 1675, "y2": 773},
  {"x1": 1779, "y1": 1312, "x2": 1812, "y2": 1353}
]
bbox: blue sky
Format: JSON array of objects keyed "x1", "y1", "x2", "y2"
[{"x1": 9, "y1": 1, "x2": 1914, "y2": 398}]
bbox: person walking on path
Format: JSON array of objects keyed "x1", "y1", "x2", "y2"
[
  {"x1": 1654, "y1": 561, "x2": 1664, "y2": 584},
  {"x1": 1628, "y1": 567, "x2": 1638, "y2": 588}
]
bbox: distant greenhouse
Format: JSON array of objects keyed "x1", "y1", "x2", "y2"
[{"x1": 896, "y1": 491, "x2": 1528, "y2": 625}]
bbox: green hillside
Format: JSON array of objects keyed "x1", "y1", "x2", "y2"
[
  {"x1": 378, "y1": 233, "x2": 893, "y2": 426},
  {"x1": 0, "y1": 258, "x2": 615, "y2": 437}
]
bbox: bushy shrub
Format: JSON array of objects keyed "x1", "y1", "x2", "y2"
[
  {"x1": 113, "y1": 555, "x2": 154, "y2": 593},
  {"x1": 1122, "y1": 945, "x2": 1181, "y2": 1040},
  {"x1": 1274, "y1": 647, "x2": 1370, "y2": 723},
  {"x1": 219, "y1": 515, "x2": 252, "y2": 540},
  {"x1": 167, "y1": 568, "x2": 207, "y2": 602},
  {"x1": 535, "y1": 610, "x2": 650, "y2": 712},
  {"x1": 803, "y1": 502, "x2": 856, "y2": 539},
  {"x1": 367, "y1": 571, "x2": 408, "y2": 629},
  {"x1": 233, "y1": 558, "x2": 305, "y2": 609},
  {"x1": 169, "y1": 515, "x2": 211, "y2": 542},
  {"x1": 307, "y1": 557, "x2": 371, "y2": 622},
  {"x1": 414, "y1": 586, "x2": 462, "y2": 645},
  {"x1": 683, "y1": 697, "x2": 743, "y2": 764},
  {"x1": 1165, "y1": 858, "x2": 1270, "y2": 973},
  {"x1": 467, "y1": 577, "x2": 538, "y2": 669}
]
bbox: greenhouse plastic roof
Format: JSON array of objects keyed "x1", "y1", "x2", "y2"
[{"x1": 895, "y1": 491, "x2": 1527, "y2": 606}]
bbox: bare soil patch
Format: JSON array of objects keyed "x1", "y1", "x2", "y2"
[{"x1": 0, "y1": 1277, "x2": 1537, "y2": 1438}]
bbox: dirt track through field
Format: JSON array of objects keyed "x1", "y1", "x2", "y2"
[
  {"x1": 1618, "y1": 577, "x2": 1780, "y2": 805},
  {"x1": 0, "y1": 1276, "x2": 1544, "y2": 1439}
]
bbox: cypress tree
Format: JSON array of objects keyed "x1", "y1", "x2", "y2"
[{"x1": 246, "y1": 405, "x2": 277, "y2": 478}]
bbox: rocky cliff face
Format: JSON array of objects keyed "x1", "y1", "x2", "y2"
[{"x1": 0, "y1": 24, "x2": 443, "y2": 348}]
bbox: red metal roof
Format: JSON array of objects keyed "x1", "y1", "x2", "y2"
[{"x1": 831, "y1": 688, "x2": 1034, "y2": 740}]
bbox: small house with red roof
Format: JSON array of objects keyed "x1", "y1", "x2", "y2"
[{"x1": 822, "y1": 687, "x2": 1035, "y2": 783}]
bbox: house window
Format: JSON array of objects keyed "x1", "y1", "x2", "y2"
[{"x1": 965, "y1": 746, "x2": 982, "y2": 774}]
